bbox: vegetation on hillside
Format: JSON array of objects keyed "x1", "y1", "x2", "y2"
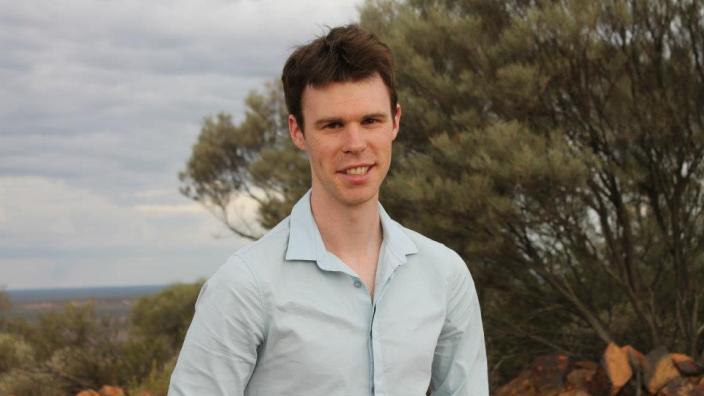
[{"x1": 0, "y1": 283, "x2": 201, "y2": 396}]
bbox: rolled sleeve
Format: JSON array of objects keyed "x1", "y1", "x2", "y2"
[
  {"x1": 169, "y1": 255, "x2": 266, "y2": 396},
  {"x1": 430, "y1": 257, "x2": 488, "y2": 396}
]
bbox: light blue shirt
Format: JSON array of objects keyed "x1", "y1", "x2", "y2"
[{"x1": 169, "y1": 191, "x2": 488, "y2": 395}]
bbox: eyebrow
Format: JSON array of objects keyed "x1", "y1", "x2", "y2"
[{"x1": 313, "y1": 113, "x2": 389, "y2": 129}]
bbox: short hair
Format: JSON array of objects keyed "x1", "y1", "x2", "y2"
[{"x1": 281, "y1": 24, "x2": 397, "y2": 129}]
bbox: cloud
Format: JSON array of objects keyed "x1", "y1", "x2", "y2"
[
  {"x1": 0, "y1": 176, "x2": 244, "y2": 288},
  {"x1": 0, "y1": 0, "x2": 362, "y2": 289}
]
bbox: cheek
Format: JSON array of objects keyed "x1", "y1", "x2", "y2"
[{"x1": 309, "y1": 145, "x2": 338, "y2": 168}]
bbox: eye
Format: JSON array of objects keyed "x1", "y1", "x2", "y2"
[
  {"x1": 324, "y1": 121, "x2": 343, "y2": 129},
  {"x1": 362, "y1": 118, "x2": 380, "y2": 125}
]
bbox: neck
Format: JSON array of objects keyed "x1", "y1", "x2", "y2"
[{"x1": 310, "y1": 189, "x2": 382, "y2": 260}]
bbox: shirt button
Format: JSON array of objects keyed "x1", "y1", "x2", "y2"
[{"x1": 353, "y1": 279, "x2": 362, "y2": 288}]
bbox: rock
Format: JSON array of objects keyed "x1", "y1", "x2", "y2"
[
  {"x1": 75, "y1": 391, "x2": 100, "y2": 396},
  {"x1": 670, "y1": 353, "x2": 701, "y2": 376},
  {"x1": 566, "y1": 368, "x2": 596, "y2": 389},
  {"x1": 585, "y1": 365, "x2": 613, "y2": 396},
  {"x1": 656, "y1": 377, "x2": 704, "y2": 396},
  {"x1": 98, "y1": 386, "x2": 125, "y2": 396},
  {"x1": 623, "y1": 345, "x2": 647, "y2": 371},
  {"x1": 493, "y1": 368, "x2": 538, "y2": 396},
  {"x1": 557, "y1": 390, "x2": 592, "y2": 396},
  {"x1": 531, "y1": 354, "x2": 572, "y2": 395},
  {"x1": 646, "y1": 347, "x2": 681, "y2": 394},
  {"x1": 574, "y1": 360, "x2": 599, "y2": 371},
  {"x1": 602, "y1": 342, "x2": 632, "y2": 395}
]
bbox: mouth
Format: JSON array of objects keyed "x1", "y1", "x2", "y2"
[{"x1": 344, "y1": 165, "x2": 371, "y2": 175}]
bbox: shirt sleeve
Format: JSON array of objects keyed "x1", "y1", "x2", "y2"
[
  {"x1": 430, "y1": 257, "x2": 489, "y2": 396},
  {"x1": 168, "y1": 255, "x2": 266, "y2": 396}
]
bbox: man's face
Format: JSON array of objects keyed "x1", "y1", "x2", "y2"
[{"x1": 289, "y1": 74, "x2": 400, "y2": 208}]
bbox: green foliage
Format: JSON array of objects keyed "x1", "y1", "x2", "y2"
[
  {"x1": 128, "y1": 356, "x2": 178, "y2": 396},
  {"x1": 0, "y1": 368, "x2": 67, "y2": 396},
  {"x1": 0, "y1": 333, "x2": 34, "y2": 373},
  {"x1": 179, "y1": 82, "x2": 310, "y2": 239},
  {"x1": 118, "y1": 335, "x2": 172, "y2": 388},
  {"x1": 370, "y1": 0, "x2": 704, "y2": 381},
  {"x1": 130, "y1": 281, "x2": 203, "y2": 350},
  {"x1": 115, "y1": 282, "x2": 202, "y2": 391},
  {"x1": 0, "y1": 289, "x2": 10, "y2": 312},
  {"x1": 0, "y1": 289, "x2": 11, "y2": 332},
  {"x1": 25, "y1": 303, "x2": 116, "y2": 362},
  {"x1": 0, "y1": 282, "x2": 203, "y2": 395},
  {"x1": 0, "y1": 304, "x2": 123, "y2": 394}
]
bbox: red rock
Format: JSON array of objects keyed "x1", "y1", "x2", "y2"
[
  {"x1": 670, "y1": 353, "x2": 701, "y2": 376},
  {"x1": 623, "y1": 345, "x2": 647, "y2": 371},
  {"x1": 657, "y1": 377, "x2": 704, "y2": 396},
  {"x1": 557, "y1": 390, "x2": 592, "y2": 396},
  {"x1": 586, "y1": 365, "x2": 613, "y2": 396},
  {"x1": 602, "y1": 342, "x2": 632, "y2": 395},
  {"x1": 574, "y1": 360, "x2": 599, "y2": 371},
  {"x1": 493, "y1": 369, "x2": 539, "y2": 396},
  {"x1": 646, "y1": 347, "x2": 681, "y2": 394},
  {"x1": 98, "y1": 386, "x2": 125, "y2": 396},
  {"x1": 75, "y1": 391, "x2": 100, "y2": 396},
  {"x1": 566, "y1": 368, "x2": 596, "y2": 389},
  {"x1": 531, "y1": 354, "x2": 572, "y2": 395}
]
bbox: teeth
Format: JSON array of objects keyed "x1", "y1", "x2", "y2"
[{"x1": 346, "y1": 166, "x2": 369, "y2": 175}]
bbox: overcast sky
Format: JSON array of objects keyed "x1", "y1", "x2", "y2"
[{"x1": 0, "y1": 0, "x2": 361, "y2": 290}]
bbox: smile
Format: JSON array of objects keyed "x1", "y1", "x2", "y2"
[{"x1": 345, "y1": 166, "x2": 370, "y2": 175}]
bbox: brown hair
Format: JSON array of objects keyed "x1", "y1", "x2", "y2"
[{"x1": 281, "y1": 24, "x2": 397, "y2": 130}]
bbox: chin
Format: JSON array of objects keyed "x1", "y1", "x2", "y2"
[{"x1": 338, "y1": 189, "x2": 379, "y2": 207}]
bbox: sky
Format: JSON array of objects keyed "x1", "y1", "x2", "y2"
[{"x1": 0, "y1": 0, "x2": 362, "y2": 290}]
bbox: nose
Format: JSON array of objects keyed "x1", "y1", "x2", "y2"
[{"x1": 342, "y1": 123, "x2": 367, "y2": 153}]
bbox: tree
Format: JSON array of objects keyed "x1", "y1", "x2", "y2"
[
  {"x1": 130, "y1": 282, "x2": 204, "y2": 350},
  {"x1": 180, "y1": 0, "x2": 704, "y2": 384},
  {"x1": 1, "y1": 303, "x2": 125, "y2": 394},
  {"x1": 179, "y1": 82, "x2": 310, "y2": 239}
]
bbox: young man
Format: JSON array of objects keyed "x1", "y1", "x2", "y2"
[{"x1": 169, "y1": 25, "x2": 488, "y2": 395}]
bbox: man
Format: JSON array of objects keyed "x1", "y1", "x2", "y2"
[{"x1": 169, "y1": 25, "x2": 488, "y2": 395}]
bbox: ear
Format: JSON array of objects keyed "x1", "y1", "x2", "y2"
[
  {"x1": 391, "y1": 104, "x2": 401, "y2": 141},
  {"x1": 288, "y1": 114, "x2": 306, "y2": 150}
]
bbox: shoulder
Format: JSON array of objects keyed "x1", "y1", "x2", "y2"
[
  {"x1": 404, "y1": 227, "x2": 465, "y2": 267},
  {"x1": 235, "y1": 216, "x2": 291, "y2": 261},
  {"x1": 206, "y1": 216, "x2": 291, "y2": 291},
  {"x1": 227, "y1": 216, "x2": 291, "y2": 272},
  {"x1": 399, "y1": 224, "x2": 472, "y2": 284}
]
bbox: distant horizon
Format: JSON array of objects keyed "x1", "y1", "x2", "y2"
[
  {"x1": 3, "y1": 283, "x2": 174, "y2": 292},
  {"x1": 4, "y1": 283, "x2": 181, "y2": 305}
]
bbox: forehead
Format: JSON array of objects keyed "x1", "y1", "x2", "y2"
[{"x1": 301, "y1": 74, "x2": 392, "y2": 122}]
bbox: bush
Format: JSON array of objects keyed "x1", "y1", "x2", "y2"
[
  {"x1": 0, "y1": 368, "x2": 67, "y2": 396},
  {"x1": 0, "y1": 333, "x2": 34, "y2": 373},
  {"x1": 0, "y1": 282, "x2": 203, "y2": 395},
  {"x1": 129, "y1": 355, "x2": 178, "y2": 396},
  {"x1": 130, "y1": 282, "x2": 203, "y2": 350}
]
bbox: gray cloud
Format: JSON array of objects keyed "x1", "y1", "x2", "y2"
[{"x1": 0, "y1": 0, "x2": 361, "y2": 289}]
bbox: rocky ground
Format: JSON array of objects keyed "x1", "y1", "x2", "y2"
[{"x1": 495, "y1": 343, "x2": 703, "y2": 395}]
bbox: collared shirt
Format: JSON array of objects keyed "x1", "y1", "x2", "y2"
[{"x1": 169, "y1": 191, "x2": 488, "y2": 396}]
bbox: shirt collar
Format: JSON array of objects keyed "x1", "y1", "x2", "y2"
[{"x1": 285, "y1": 190, "x2": 418, "y2": 268}]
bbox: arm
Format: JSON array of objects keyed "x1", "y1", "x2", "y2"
[
  {"x1": 430, "y1": 258, "x2": 489, "y2": 396},
  {"x1": 168, "y1": 255, "x2": 266, "y2": 396}
]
